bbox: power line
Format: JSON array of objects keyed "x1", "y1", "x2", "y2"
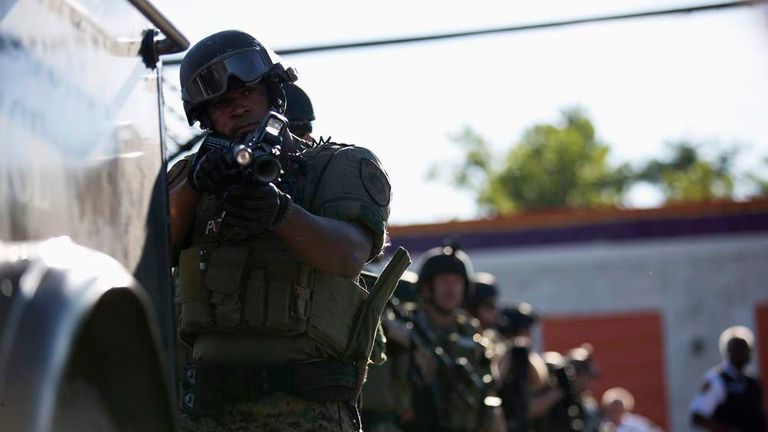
[
  {"x1": 163, "y1": 0, "x2": 761, "y2": 65},
  {"x1": 277, "y1": 1, "x2": 759, "y2": 54}
]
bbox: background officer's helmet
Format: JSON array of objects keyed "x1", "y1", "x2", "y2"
[
  {"x1": 283, "y1": 83, "x2": 315, "y2": 136},
  {"x1": 284, "y1": 83, "x2": 315, "y2": 122},
  {"x1": 497, "y1": 302, "x2": 539, "y2": 338},
  {"x1": 417, "y1": 240, "x2": 476, "y2": 301},
  {"x1": 179, "y1": 30, "x2": 297, "y2": 128},
  {"x1": 566, "y1": 343, "x2": 601, "y2": 378},
  {"x1": 465, "y1": 271, "x2": 498, "y2": 310},
  {"x1": 284, "y1": 83, "x2": 315, "y2": 137}
]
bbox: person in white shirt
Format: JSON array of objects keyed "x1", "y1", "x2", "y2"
[{"x1": 600, "y1": 387, "x2": 662, "y2": 432}]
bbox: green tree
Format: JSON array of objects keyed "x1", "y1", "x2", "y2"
[
  {"x1": 746, "y1": 157, "x2": 768, "y2": 197},
  {"x1": 440, "y1": 107, "x2": 633, "y2": 213},
  {"x1": 636, "y1": 141, "x2": 736, "y2": 202}
]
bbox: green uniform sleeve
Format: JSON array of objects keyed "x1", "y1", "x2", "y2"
[
  {"x1": 167, "y1": 154, "x2": 195, "y2": 190},
  {"x1": 313, "y1": 146, "x2": 391, "y2": 260}
]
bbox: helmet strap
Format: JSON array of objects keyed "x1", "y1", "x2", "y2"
[
  {"x1": 264, "y1": 78, "x2": 287, "y2": 114},
  {"x1": 198, "y1": 112, "x2": 212, "y2": 130}
]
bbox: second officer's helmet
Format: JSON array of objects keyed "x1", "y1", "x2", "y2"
[
  {"x1": 417, "y1": 240, "x2": 475, "y2": 300},
  {"x1": 284, "y1": 83, "x2": 315, "y2": 137},
  {"x1": 179, "y1": 30, "x2": 297, "y2": 128},
  {"x1": 497, "y1": 302, "x2": 539, "y2": 338},
  {"x1": 284, "y1": 83, "x2": 315, "y2": 122},
  {"x1": 465, "y1": 272, "x2": 498, "y2": 311}
]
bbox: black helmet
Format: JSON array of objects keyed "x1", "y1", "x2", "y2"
[
  {"x1": 497, "y1": 302, "x2": 538, "y2": 337},
  {"x1": 394, "y1": 270, "x2": 420, "y2": 303},
  {"x1": 417, "y1": 240, "x2": 475, "y2": 299},
  {"x1": 465, "y1": 272, "x2": 498, "y2": 310},
  {"x1": 179, "y1": 30, "x2": 297, "y2": 127},
  {"x1": 284, "y1": 83, "x2": 315, "y2": 137},
  {"x1": 565, "y1": 344, "x2": 600, "y2": 378},
  {"x1": 284, "y1": 83, "x2": 315, "y2": 122}
]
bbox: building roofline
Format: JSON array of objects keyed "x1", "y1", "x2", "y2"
[
  {"x1": 388, "y1": 198, "x2": 768, "y2": 254},
  {"x1": 391, "y1": 198, "x2": 768, "y2": 236}
]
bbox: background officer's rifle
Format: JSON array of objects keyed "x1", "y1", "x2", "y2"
[
  {"x1": 501, "y1": 336, "x2": 531, "y2": 432},
  {"x1": 550, "y1": 362, "x2": 586, "y2": 432},
  {"x1": 387, "y1": 298, "x2": 488, "y2": 409}
]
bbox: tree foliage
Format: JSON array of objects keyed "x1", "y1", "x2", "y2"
[
  {"x1": 437, "y1": 108, "x2": 763, "y2": 214},
  {"x1": 636, "y1": 141, "x2": 736, "y2": 203},
  {"x1": 746, "y1": 157, "x2": 768, "y2": 197},
  {"x1": 444, "y1": 107, "x2": 632, "y2": 212}
]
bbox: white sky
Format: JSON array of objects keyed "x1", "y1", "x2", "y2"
[{"x1": 158, "y1": 0, "x2": 768, "y2": 224}]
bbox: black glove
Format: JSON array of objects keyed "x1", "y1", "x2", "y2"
[
  {"x1": 220, "y1": 183, "x2": 291, "y2": 235},
  {"x1": 187, "y1": 148, "x2": 241, "y2": 196}
]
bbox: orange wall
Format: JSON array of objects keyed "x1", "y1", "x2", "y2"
[
  {"x1": 756, "y1": 303, "x2": 768, "y2": 417},
  {"x1": 541, "y1": 311, "x2": 668, "y2": 430}
]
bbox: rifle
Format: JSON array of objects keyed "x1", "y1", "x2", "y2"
[
  {"x1": 501, "y1": 336, "x2": 531, "y2": 432},
  {"x1": 387, "y1": 300, "x2": 489, "y2": 409},
  {"x1": 550, "y1": 363, "x2": 586, "y2": 432},
  {"x1": 200, "y1": 111, "x2": 286, "y2": 184}
]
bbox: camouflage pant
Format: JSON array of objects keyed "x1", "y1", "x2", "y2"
[
  {"x1": 364, "y1": 423, "x2": 402, "y2": 432},
  {"x1": 180, "y1": 394, "x2": 360, "y2": 432}
]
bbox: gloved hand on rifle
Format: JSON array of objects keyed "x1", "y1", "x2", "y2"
[
  {"x1": 187, "y1": 148, "x2": 242, "y2": 197},
  {"x1": 220, "y1": 183, "x2": 292, "y2": 236}
]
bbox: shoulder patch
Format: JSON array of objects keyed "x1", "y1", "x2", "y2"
[
  {"x1": 167, "y1": 157, "x2": 191, "y2": 189},
  {"x1": 360, "y1": 158, "x2": 391, "y2": 206}
]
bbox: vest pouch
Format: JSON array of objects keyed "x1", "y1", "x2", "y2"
[
  {"x1": 264, "y1": 280, "x2": 293, "y2": 331},
  {"x1": 307, "y1": 272, "x2": 368, "y2": 356},
  {"x1": 179, "y1": 247, "x2": 213, "y2": 332},
  {"x1": 288, "y1": 265, "x2": 313, "y2": 333},
  {"x1": 260, "y1": 265, "x2": 312, "y2": 334},
  {"x1": 243, "y1": 270, "x2": 266, "y2": 329},
  {"x1": 205, "y1": 246, "x2": 249, "y2": 329},
  {"x1": 344, "y1": 248, "x2": 410, "y2": 363}
]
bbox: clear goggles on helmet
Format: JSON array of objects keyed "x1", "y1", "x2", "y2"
[{"x1": 183, "y1": 48, "x2": 273, "y2": 105}]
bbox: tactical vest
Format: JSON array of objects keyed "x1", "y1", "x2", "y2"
[
  {"x1": 177, "y1": 143, "x2": 394, "y2": 366},
  {"x1": 712, "y1": 371, "x2": 767, "y2": 432}
]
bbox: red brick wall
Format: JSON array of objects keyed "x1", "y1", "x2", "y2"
[{"x1": 541, "y1": 311, "x2": 668, "y2": 430}]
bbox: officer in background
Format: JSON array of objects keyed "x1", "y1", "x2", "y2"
[
  {"x1": 404, "y1": 242, "x2": 498, "y2": 432},
  {"x1": 167, "y1": 30, "x2": 397, "y2": 431},
  {"x1": 497, "y1": 303, "x2": 560, "y2": 431},
  {"x1": 466, "y1": 272, "x2": 504, "y2": 378},
  {"x1": 284, "y1": 82, "x2": 316, "y2": 142},
  {"x1": 566, "y1": 344, "x2": 602, "y2": 432},
  {"x1": 533, "y1": 350, "x2": 587, "y2": 432},
  {"x1": 465, "y1": 272, "x2": 507, "y2": 430},
  {"x1": 690, "y1": 326, "x2": 767, "y2": 432}
]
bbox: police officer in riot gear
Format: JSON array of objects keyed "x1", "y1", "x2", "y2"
[
  {"x1": 168, "y1": 30, "x2": 400, "y2": 432},
  {"x1": 466, "y1": 273, "x2": 514, "y2": 431},
  {"x1": 465, "y1": 273, "x2": 505, "y2": 398},
  {"x1": 566, "y1": 345, "x2": 601, "y2": 432},
  {"x1": 690, "y1": 326, "x2": 767, "y2": 432},
  {"x1": 404, "y1": 242, "x2": 498, "y2": 432},
  {"x1": 466, "y1": 272, "x2": 500, "y2": 331}
]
